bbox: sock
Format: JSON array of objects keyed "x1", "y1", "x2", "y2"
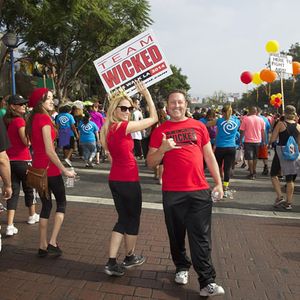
[
  {"x1": 223, "y1": 182, "x2": 229, "y2": 190},
  {"x1": 107, "y1": 258, "x2": 117, "y2": 266}
]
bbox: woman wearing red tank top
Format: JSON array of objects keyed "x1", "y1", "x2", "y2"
[{"x1": 100, "y1": 80, "x2": 157, "y2": 276}]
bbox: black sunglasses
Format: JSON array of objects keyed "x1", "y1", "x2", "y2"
[
  {"x1": 15, "y1": 103, "x2": 27, "y2": 106},
  {"x1": 117, "y1": 106, "x2": 134, "y2": 112}
]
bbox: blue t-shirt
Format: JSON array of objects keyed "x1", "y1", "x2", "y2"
[
  {"x1": 259, "y1": 115, "x2": 271, "y2": 144},
  {"x1": 78, "y1": 121, "x2": 99, "y2": 143},
  {"x1": 215, "y1": 117, "x2": 240, "y2": 148},
  {"x1": 55, "y1": 113, "x2": 76, "y2": 137}
]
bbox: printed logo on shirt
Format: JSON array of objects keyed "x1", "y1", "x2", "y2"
[
  {"x1": 80, "y1": 123, "x2": 93, "y2": 133},
  {"x1": 221, "y1": 120, "x2": 238, "y2": 134},
  {"x1": 58, "y1": 115, "x2": 70, "y2": 125},
  {"x1": 166, "y1": 128, "x2": 197, "y2": 146}
]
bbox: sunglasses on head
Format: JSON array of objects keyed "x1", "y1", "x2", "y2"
[{"x1": 117, "y1": 106, "x2": 134, "y2": 112}]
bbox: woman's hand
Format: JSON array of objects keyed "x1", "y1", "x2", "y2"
[
  {"x1": 63, "y1": 168, "x2": 76, "y2": 178},
  {"x1": 134, "y1": 80, "x2": 149, "y2": 96}
]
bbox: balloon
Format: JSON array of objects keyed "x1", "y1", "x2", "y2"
[
  {"x1": 271, "y1": 94, "x2": 276, "y2": 100},
  {"x1": 275, "y1": 97, "x2": 280, "y2": 103},
  {"x1": 240, "y1": 71, "x2": 253, "y2": 84},
  {"x1": 265, "y1": 40, "x2": 280, "y2": 53},
  {"x1": 276, "y1": 93, "x2": 282, "y2": 98},
  {"x1": 292, "y1": 61, "x2": 300, "y2": 75},
  {"x1": 252, "y1": 72, "x2": 263, "y2": 85},
  {"x1": 270, "y1": 98, "x2": 275, "y2": 106},
  {"x1": 260, "y1": 69, "x2": 277, "y2": 83}
]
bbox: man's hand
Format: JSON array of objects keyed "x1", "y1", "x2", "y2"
[
  {"x1": 1, "y1": 185, "x2": 12, "y2": 201},
  {"x1": 159, "y1": 133, "x2": 181, "y2": 153}
]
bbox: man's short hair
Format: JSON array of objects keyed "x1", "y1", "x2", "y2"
[{"x1": 166, "y1": 90, "x2": 187, "y2": 102}]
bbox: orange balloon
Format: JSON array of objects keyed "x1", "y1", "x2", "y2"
[
  {"x1": 260, "y1": 69, "x2": 277, "y2": 83},
  {"x1": 292, "y1": 61, "x2": 300, "y2": 75}
]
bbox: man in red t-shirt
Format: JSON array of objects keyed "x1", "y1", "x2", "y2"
[{"x1": 147, "y1": 90, "x2": 225, "y2": 297}]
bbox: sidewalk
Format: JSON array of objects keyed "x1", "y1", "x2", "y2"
[{"x1": 1, "y1": 201, "x2": 300, "y2": 300}]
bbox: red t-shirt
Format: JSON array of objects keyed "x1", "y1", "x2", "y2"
[
  {"x1": 7, "y1": 117, "x2": 31, "y2": 161},
  {"x1": 107, "y1": 121, "x2": 139, "y2": 181},
  {"x1": 149, "y1": 118, "x2": 210, "y2": 191},
  {"x1": 31, "y1": 113, "x2": 60, "y2": 176}
]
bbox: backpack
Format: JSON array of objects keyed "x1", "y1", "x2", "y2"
[{"x1": 282, "y1": 135, "x2": 299, "y2": 160}]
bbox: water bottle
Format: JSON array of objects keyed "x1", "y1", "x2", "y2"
[
  {"x1": 211, "y1": 191, "x2": 221, "y2": 202},
  {"x1": 65, "y1": 167, "x2": 75, "y2": 188}
]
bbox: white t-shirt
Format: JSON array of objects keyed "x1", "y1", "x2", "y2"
[{"x1": 131, "y1": 109, "x2": 143, "y2": 140}]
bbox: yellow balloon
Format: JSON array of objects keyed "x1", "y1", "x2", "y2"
[
  {"x1": 265, "y1": 40, "x2": 280, "y2": 53},
  {"x1": 276, "y1": 93, "x2": 282, "y2": 98},
  {"x1": 252, "y1": 72, "x2": 263, "y2": 85},
  {"x1": 271, "y1": 94, "x2": 276, "y2": 100}
]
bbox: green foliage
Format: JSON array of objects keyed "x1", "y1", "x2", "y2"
[
  {"x1": 238, "y1": 43, "x2": 300, "y2": 111},
  {"x1": 149, "y1": 65, "x2": 190, "y2": 101},
  {"x1": 1, "y1": 0, "x2": 152, "y2": 100}
]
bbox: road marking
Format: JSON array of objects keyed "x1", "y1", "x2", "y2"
[{"x1": 66, "y1": 194, "x2": 300, "y2": 220}]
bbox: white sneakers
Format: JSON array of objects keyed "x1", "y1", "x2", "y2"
[
  {"x1": 199, "y1": 283, "x2": 225, "y2": 297},
  {"x1": 6, "y1": 224, "x2": 18, "y2": 236},
  {"x1": 175, "y1": 271, "x2": 189, "y2": 285},
  {"x1": 27, "y1": 213, "x2": 40, "y2": 225}
]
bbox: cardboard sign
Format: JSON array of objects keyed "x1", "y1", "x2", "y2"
[
  {"x1": 270, "y1": 54, "x2": 293, "y2": 74},
  {"x1": 93, "y1": 29, "x2": 172, "y2": 96}
]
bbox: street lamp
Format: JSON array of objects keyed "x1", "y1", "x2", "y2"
[{"x1": 2, "y1": 31, "x2": 18, "y2": 95}]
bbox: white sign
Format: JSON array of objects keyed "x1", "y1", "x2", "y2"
[
  {"x1": 93, "y1": 29, "x2": 173, "y2": 96},
  {"x1": 270, "y1": 54, "x2": 293, "y2": 74}
]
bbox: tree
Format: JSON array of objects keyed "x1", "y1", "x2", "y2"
[
  {"x1": 1, "y1": 0, "x2": 152, "y2": 101},
  {"x1": 148, "y1": 65, "x2": 190, "y2": 102}
]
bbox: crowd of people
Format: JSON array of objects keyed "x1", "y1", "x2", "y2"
[{"x1": 1, "y1": 85, "x2": 300, "y2": 297}]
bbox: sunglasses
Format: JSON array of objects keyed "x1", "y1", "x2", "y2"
[
  {"x1": 117, "y1": 106, "x2": 134, "y2": 112},
  {"x1": 15, "y1": 103, "x2": 27, "y2": 106}
]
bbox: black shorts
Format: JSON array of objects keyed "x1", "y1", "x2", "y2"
[
  {"x1": 244, "y1": 143, "x2": 260, "y2": 160},
  {"x1": 63, "y1": 136, "x2": 75, "y2": 150}
]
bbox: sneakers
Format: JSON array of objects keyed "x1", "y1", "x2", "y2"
[
  {"x1": 6, "y1": 224, "x2": 18, "y2": 236},
  {"x1": 38, "y1": 248, "x2": 48, "y2": 257},
  {"x1": 104, "y1": 263, "x2": 125, "y2": 276},
  {"x1": 247, "y1": 174, "x2": 256, "y2": 180},
  {"x1": 273, "y1": 196, "x2": 285, "y2": 208},
  {"x1": 47, "y1": 243, "x2": 63, "y2": 256},
  {"x1": 174, "y1": 270, "x2": 189, "y2": 285},
  {"x1": 262, "y1": 165, "x2": 269, "y2": 175},
  {"x1": 282, "y1": 203, "x2": 292, "y2": 210},
  {"x1": 240, "y1": 162, "x2": 247, "y2": 168},
  {"x1": 64, "y1": 158, "x2": 72, "y2": 167},
  {"x1": 27, "y1": 213, "x2": 40, "y2": 225},
  {"x1": 200, "y1": 283, "x2": 225, "y2": 297},
  {"x1": 122, "y1": 254, "x2": 145, "y2": 269}
]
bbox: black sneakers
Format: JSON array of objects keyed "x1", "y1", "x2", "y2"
[
  {"x1": 38, "y1": 248, "x2": 48, "y2": 257},
  {"x1": 104, "y1": 264, "x2": 125, "y2": 276},
  {"x1": 122, "y1": 254, "x2": 145, "y2": 269},
  {"x1": 47, "y1": 244, "x2": 63, "y2": 256}
]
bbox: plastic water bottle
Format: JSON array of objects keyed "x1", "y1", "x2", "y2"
[
  {"x1": 211, "y1": 191, "x2": 221, "y2": 202},
  {"x1": 65, "y1": 168, "x2": 75, "y2": 188}
]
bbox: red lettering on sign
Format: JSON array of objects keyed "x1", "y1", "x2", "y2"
[
  {"x1": 126, "y1": 46, "x2": 137, "y2": 56},
  {"x1": 140, "y1": 35, "x2": 153, "y2": 47},
  {"x1": 122, "y1": 60, "x2": 135, "y2": 77},
  {"x1": 102, "y1": 68, "x2": 121, "y2": 89},
  {"x1": 148, "y1": 45, "x2": 162, "y2": 64},
  {"x1": 150, "y1": 62, "x2": 167, "y2": 76}
]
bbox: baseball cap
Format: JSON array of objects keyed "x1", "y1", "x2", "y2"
[{"x1": 7, "y1": 94, "x2": 28, "y2": 105}]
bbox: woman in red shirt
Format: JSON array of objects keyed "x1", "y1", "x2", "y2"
[
  {"x1": 4, "y1": 95, "x2": 39, "y2": 237},
  {"x1": 100, "y1": 81, "x2": 157, "y2": 276},
  {"x1": 26, "y1": 88, "x2": 76, "y2": 257}
]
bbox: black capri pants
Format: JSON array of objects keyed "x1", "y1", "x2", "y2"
[
  {"x1": 214, "y1": 147, "x2": 236, "y2": 183},
  {"x1": 40, "y1": 175, "x2": 67, "y2": 219},
  {"x1": 109, "y1": 181, "x2": 142, "y2": 235},
  {"x1": 7, "y1": 161, "x2": 34, "y2": 210}
]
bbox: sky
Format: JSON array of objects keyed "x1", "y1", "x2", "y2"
[{"x1": 149, "y1": 0, "x2": 300, "y2": 99}]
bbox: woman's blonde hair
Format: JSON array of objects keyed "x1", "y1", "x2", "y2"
[
  {"x1": 222, "y1": 104, "x2": 232, "y2": 121},
  {"x1": 100, "y1": 91, "x2": 134, "y2": 150}
]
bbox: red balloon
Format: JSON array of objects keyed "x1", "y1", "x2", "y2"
[
  {"x1": 240, "y1": 71, "x2": 253, "y2": 84},
  {"x1": 275, "y1": 97, "x2": 280, "y2": 103}
]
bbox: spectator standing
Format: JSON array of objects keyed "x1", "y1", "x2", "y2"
[
  {"x1": 0, "y1": 117, "x2": 12, "y2": 251},
  {"x1": 147, "y1": 90, "x2": 225, "y2": 297},
  {"x1": 239, "y1": 107, "x2": 265, "y2": 179},
  {"x1": 26, "y1": 88, "x2": 76, "y2": 257},
  {"x1": 100, "y1": 81, "x2": 157, "y2": 277},
  {"x1": 131, "y1": 98, "x2": 144, "y2": 159},
  {"x1": 4, "y1": 95, "x2": 39, "y2": 237}
]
